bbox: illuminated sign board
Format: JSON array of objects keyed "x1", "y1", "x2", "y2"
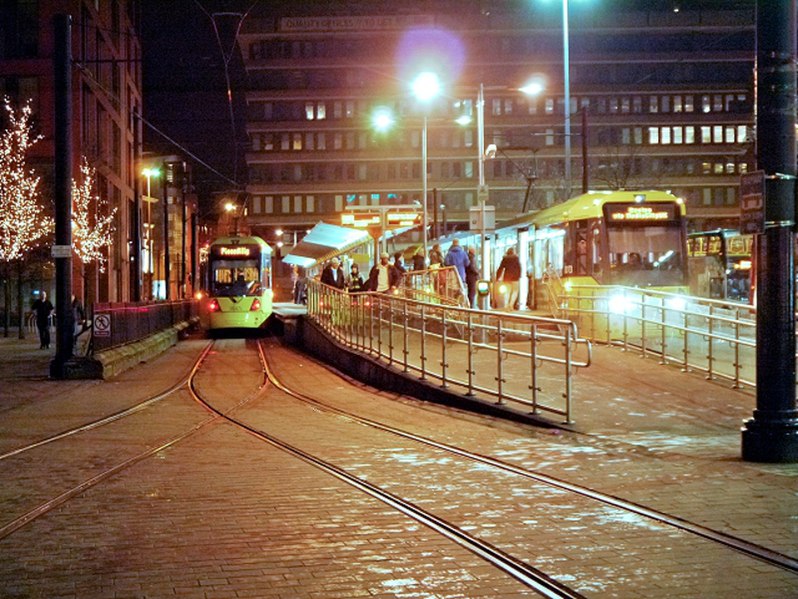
[
  {"x1": 342, "y1": 210, "x2": 420, "y2": 229},
  {"x1": 603, "y1": 202, "x2": 678, "y2": 223},
  {"x1": 687, "y1": 235, "x2": 723, "y2": 257},
  {"x1": 210, "y1": 245, "x2": 256, "y2": 258}
]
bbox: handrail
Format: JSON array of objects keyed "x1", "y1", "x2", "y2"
[{"x1": 306, "y1": 279, "x2": 592, "y2": 423}]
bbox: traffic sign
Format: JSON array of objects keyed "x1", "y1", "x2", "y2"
[{"x1": 93, "y1": 314, "x2": 111, "y2": 337}]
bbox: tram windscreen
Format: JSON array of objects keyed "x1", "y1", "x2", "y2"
[
  {"x1": 210, "y1": 259, "x2": 261, "y2": 296},
  {"x1": 606, "y1": 226, "x2": 685, "y2": 286}
]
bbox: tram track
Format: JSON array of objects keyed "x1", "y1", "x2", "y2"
[{"x1": 257, "y1": 339, "x2": 798, "y2": 576}]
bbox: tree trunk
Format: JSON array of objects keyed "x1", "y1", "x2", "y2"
[
  {"x1": 3, "y1": 262, "x2": 9, "y2": 338},
  {"x1": 17, "y1": 259, "x2": 25, "y2": 339}
]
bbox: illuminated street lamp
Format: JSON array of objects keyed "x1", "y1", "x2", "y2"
[{"x1": 411, "y1": 71, "x2": 441, "y2": 256}]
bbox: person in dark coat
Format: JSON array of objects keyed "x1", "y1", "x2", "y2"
[
  {"x1": 444, "y1": 238, "x2": 470, "y2": 283},
  {"x1": 428, "y1": 244, "x2": 444, "y2": 268},
  {"x1": 412, "y1": 248, "x2": 426, "y2": 271},
  {"x1": 71, "y1": 294, "x2": 85, "y2": 339},
  {"x1": 393, "y1": 251, "x2": 407, "y2": 275},
  {"x1": 346, "y1": 264, "x2": 365, "y2": 293},
  {"x1": 496, "y1": 247, "x2": 522, "y2": 309},
  {"x1": 31, "y1": 291, "x2": 54, "y2": 349},
  {"x1": 320, "y1": 257, "x2": 345, "y2": 289},
  {"x1": 368, "y1": 252, "x2": 401, "y2": 293},
  {"x1": 465, "y1": 247, "x2": 479, "y2": 308},
  {"x1": 293, "y1": 267, "x2": 308, "y2": 304}
]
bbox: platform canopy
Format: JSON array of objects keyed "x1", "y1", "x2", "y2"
[{"x1": 281, "y1": 222, "x2": 371, "y2": 269}]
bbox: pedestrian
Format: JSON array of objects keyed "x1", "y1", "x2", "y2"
[
  {"x1": 465, "y1": 247, "x2": 479, "y2": 308},
  {"x1": 71, "y1": 294, "x2": 85, "y2": 339},
  {"x1": 293, "y1": 267, "x2": 308, "y2": 304},
  {"x1": 346, "y1": 264, "x2": 365, "y2": 293},
  {"x1": 428, "y1": 243, "x2": 444, "y2": 268},
  {"x1": 393, "y1": 251, "x2": 407, "y2": 275},
  {"x1": 412, "y1": 248, "x2": 426, "y2": 271},
  {"x1": 368, "y1": 252, "x2": 401, "y2": 293},
  {"x1": 31, "y1": 291, "x2": 54, "y2": 349},
  {"x1": 444, "y1": 238, "x2": 470, "y2": 284},
  {"x1": 496, "y1": 247, "x2": 522, "y2": 309},
  {"x1": 320, "y1": 257, "x2": 345, "y2": 289},
  {"x1": 289, "y1": 264, "x2": 299, "y2": 299}
]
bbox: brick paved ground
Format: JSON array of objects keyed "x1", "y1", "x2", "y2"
[{"x1": 0, "y1": 328, "x2": 796, "y2": 598}]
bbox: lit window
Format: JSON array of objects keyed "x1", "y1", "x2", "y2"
[
  {"x1": 661, "y1": 127, "x2": 671, "y2": 144},
  {"x1": 622, "y1": 128, "x2": 631, "y2": 144},
  {"x1": 610, "y1": 97, "x2": 619, "y2": 113},
  {"x1": 713, "y1": 125, "x2": 723, "y2": 143},
  {"x1": 726, "y1": 162, "x2": 735, "y2": 174},
  {"x1": 685, "y1": 126, "x2": 695, "y2": 144},
  {"x1": 464, "y1": 161, "x2": 474, "y2": 178},
  {"x1": 702, "y1": 162, "x2": 712, "y2": 174},
  {"x1": 305, "y1": 102, "x2": 315, "y2": 120},
  {"x1": 713, "y1": 95, "x2": 723, "y2": 112},
  {"x1": 545, "y1": 98, "x2": 554, "y2": 114},
  {"x1": 317, "y1": 103, "x2": 326, "y2": 120},
  {"x1": 739, "y1": 163, "x2": 748, "y2": 174},
  {"x1": 737, "y1": 125, "x2": 747, "y2": 143},
  {"x1": 649, "y1": 96, "x2": 658, "y2": 113},
  {"x1": 621, "y1": 97, "x2": 630, "y2": 113},
  {"x1": 634, "y1": 127, "x2": 643, "y2": 144},
  {"x1": 292, "y1": 133, "x2": 302, "y2": 150},
  {"x1": 725, "y1": 126, "x2": 735, "y2": 143},
  {"x1": 701, "y1": 126, "x2": 711, "y2": 143},
  {"x1": 714, "y1": 163, "x2": 724, "y2": 174},
  {"x1": 673, "y1": 95, "x2": 683, "y2": 113},
  {"x1": 672, "y1": 126, "x2": 683, "y2": 144},
  {"x1": 702, "y1": 95, "x2": 711, "y2": 113},
  {"x1": 648, "y1": 127, "x2": 660, "y2": 144},
  {"x1": 685, "y1": 95, "x2": 694, "y2": 112}
]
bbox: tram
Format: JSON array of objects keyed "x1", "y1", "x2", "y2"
[
  {"x1": 491, "y1": 190, "x2": 688, "y2": 310},
  {"x1": 205, "y1": 235, "x2": 273, "y2": 331},
  {"x1": 687, "y1": 229, "x2": 753, "y2": 303}
]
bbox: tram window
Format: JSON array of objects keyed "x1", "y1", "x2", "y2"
[
  {"x1": 211, "y1": 260, "x2": 261, "y2": 296},
  {"x1": 607, "y1": 226, "x2": 684, "y2": 286}
]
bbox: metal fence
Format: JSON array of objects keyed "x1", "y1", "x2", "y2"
[
  {"x1": 307, "y1": 280, "x2": 592, "y2": 423},
  {"x1": 401, "y1": 266, "x2": 469, "y2": 307},
  {"x1": 91, "y1": 300, "x2": 198, "y2": 352},
  {"x1": 552, "y1": 282, "x2": 757, "y2": 389}
]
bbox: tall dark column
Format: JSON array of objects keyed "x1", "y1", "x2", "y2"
[
  {"x1": 50, "y1": 14, "x2": 74, "y2": 378},
  {"x1": 162, "y1": 161, "x2": 170, "y2": 300},
  {"x1": 741, "y1": 0, "x2": 798, "y2": 462},
  {"x1": 131, "y1": 112, "x2": 142, "y2": 302}
]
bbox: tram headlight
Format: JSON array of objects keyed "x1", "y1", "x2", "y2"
[{"x1": 608, "y1": 294, "x2": 633, "y2": 315}]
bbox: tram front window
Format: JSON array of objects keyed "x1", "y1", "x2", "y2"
[
  {"x1": 607, "y1": 226, "x2": 684, "y2": 287},
  {"x1": 211, "y1": 260, "x2": 261, "y2": 296}
]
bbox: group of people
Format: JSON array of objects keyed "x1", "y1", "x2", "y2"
[
  {"x1": 293, "y1": 240, "x2": 523, "y2": 310},
  {"x1": 30, "y1": 292, "x2": 86, "y2": 350}
]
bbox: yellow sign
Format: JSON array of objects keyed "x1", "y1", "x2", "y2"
[{"x1": 220, "y1": 246, "x2": 251, "y2": 257}]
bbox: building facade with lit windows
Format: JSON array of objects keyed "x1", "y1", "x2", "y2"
[
  {"x1": 0, "y1": 0, "x2": 142, "y2": 302},
  {"x1": 239, "y1": 0, "x2": 755, "y2": 242}
]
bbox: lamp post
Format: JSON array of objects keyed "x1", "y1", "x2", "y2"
[
  {"x1": 141, "y1": 167, "x2": 160, "y2": 300},
  {"x1": 412, "y1": 72, "x2": 441, "y2": 257},
  {"x1": 561, "y1": 0, "x2": 572, "y2": 197}
]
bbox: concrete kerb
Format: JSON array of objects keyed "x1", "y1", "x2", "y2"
[
  {"x1": 281, "y1": 314, "x2": 567, "y2": 430},
  {"x1": 92, "y1": 319, "x2": 197, "y2": 380}
]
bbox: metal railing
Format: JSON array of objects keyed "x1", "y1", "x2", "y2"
[
  {"x1": 401, "y1": 265, "x2": 469, "y2": 307},
  {"x1": 550, "y1": 282, "x2": 758, "y2": 389},
  {"x1": 91, "y1": 299, "x2": 198, "y2": 352},
  {"x1": 307, "y1": 279, "x2": 591, "y2": 423}
]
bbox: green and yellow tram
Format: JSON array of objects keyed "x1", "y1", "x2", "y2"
[{"x1": 205, "y1": 235, "x2": 273, "y2": 331}]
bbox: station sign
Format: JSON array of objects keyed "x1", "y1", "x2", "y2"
[
  {"x1": 603, "y1": 202, "x2": 679, "y2": 223},
  {"x1": 341, "y1": 210, "x2": 420, "y2": 229}
]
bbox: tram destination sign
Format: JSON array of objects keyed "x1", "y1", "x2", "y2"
[
  {"x1": 603, "y1": 202, "x2": 679, "y2": 223},
  {"x1": 211, "y1": 245, "x2": 256, "y2": 258}
]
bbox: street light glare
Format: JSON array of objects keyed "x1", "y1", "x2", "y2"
[
  {"x1": 224, "y1": 202, "x2": 236, "y2": 212},
  {"x1": 142, "y1": 167, "x2": 161, "y2": 178},
  {"x1": 455, "y1": 114, "x2": 472, "y2": 126},
  {"x1": 519, "y1": 79, "x2": 545, "y2": 96},
  {"x1": 371, "y1": 107, "x2": 395, "y2": 132},
  {"x1": 412, "y1": 71, "x2": 440, "y2": 102}
]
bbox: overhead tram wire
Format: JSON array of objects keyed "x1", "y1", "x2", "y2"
[{"x1": 72, "y1": 60, "x2": 242, "y2": 190}]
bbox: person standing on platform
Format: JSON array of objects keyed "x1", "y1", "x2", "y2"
[
  {"x1": 368, "y1": 252, "x2": 401, "y2": 293},
  {"x1": 444, "y1": 238, "x2": 470, "y2": 284},
  {"x1": 71, "y1": 294, "x2": 85, "y2": 339},
  {"x1": 293, "y1": 267, "x2": 308, "y2": 304},
  {"x1": 320, "y1": 257, "x2": 345, "y2": 290},
  {"x1": 496, "y1": 247, "x2": 522, "y2": 310},
  {"x1": 428, "y1": 243, "x2": 444, "y2": 269},
  {"x1": 412, "y1": 248, "x2": 426, "y2": 271},
  {"x1": 31, "y1": 291, "x2": 54, "y2": 349},
  {"x1": 346, "y1": 264, "x2": 365, "y2": 293},
  {"x1": 465, "y1": 247, "x2": 479, "y2": 308},
  {"x1": 393, "y1": 251, "x2": 407, "y2": 276}
]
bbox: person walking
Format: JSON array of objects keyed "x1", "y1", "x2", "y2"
[
  {"x1": 346, "y1": 264, "x2": 365, "y2": 293},
  {"x1": 465, "y1": 247, "x2": 479, "y2": 308},
  {"x1": 393, "y1": 251, "x2": 407, "y2": 275},
  {"x1": 368, "y1": 252, "x2": 401, "y2": 293},
  {"x1": 496, "y1": 247, "x2": 522, "y2": 309},
  {"x1": 444, "y1": 238, "x2": 470, "y2": 284},
  {"x1": 320, "y1": 257, "x2": 345, "y2": 290},
  {"x1": 31, "y1": 291, "x2": 54, "y2": 349}
]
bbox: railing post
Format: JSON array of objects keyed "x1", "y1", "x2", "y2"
[
  {"x1": 495, "y1": 318, "x2": 505, "y2": 404},
  {"x1": 733, "y1": 308, "x2": 742, "y2": 389},
  {"x1": 440, "y1": 308, "x2": 448, "y2": 388},
  {"x1": 529, "y1": 322, "x2": 539, "y2": 413},
  {"x1": 368, "y1": 296, "x2": 375, "y2": 355},
  {"x1": 660, "y1": 296, "x2": 667, "y2": 365},
  {"x1": 681, "y1": 303, "x2": 689, "y2": 372},
  {"x1": 706, "y1": 305, "x2": 714, "y2": 380},
  {"x1": 564, "y1": 324, "x2": 574, "y2": 424},
  {"x1": 641, "y1": 294, "x2": 647, "y2": 357},
  {"x1": 402, "y1": 301, "x2": 409, "y2": 372},
  {"x1": 419, "y1": 304, "x2": 427, "y2": 380},
  {"x1": 466, "y1": 312, "x2": 475, "y2": 396},
  {"x1": 387, "y1": 297, "x2": 394, "y2": 366}
]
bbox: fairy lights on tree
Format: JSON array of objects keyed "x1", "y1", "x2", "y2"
[
  {"x1": 72, "y1": 156, "x2": 116, "y2": 272},
  {"x1": 0, "y1": 98, "x2": 53, "y2": 261}
]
